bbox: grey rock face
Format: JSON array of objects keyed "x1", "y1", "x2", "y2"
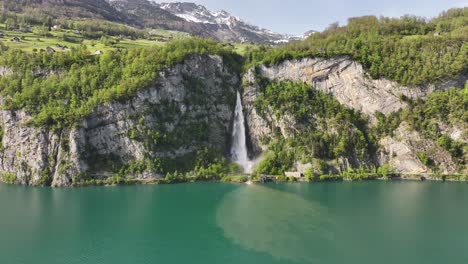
[
  {"x1": 379, "y1": 123, "x2": 458, "y2": 174},
  {"x1": 0, "y1": 55, "x2": 239, "y2": 186},
  {"x1": 242, "y1": 69, "x2": 272, "y2": 155},
  {"x1": 0, "y1": 67, "x2": 12, "y2": 77},
  {"x1": 257, "y1": 57, "x2": 465, "y2": 118},
  {"x1": 243, "y1": 57, "x2": 466, "y2": 173}
]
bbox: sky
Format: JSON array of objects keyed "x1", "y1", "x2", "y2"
[{"x1": 159, "y1": 0, "x2": 468, "y2": 34}]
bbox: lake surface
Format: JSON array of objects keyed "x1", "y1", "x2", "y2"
[{"x1": 1, "y1": 181, "x2": 467, "y2": 264}]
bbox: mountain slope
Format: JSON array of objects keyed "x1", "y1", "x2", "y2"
[
  {"x1": 108, "y1": 0, "x2": 185, "y2": 28},
  {"x1": 109, "y1": 0, "x2": 214, "y2": 38},
  {"x1": 158, "y1": 2, "x2": 289, "y2": 43},
  {"x1": 1, "y1": 0, "x2": 128, "y2": 22},
  {"x1": 1, "y1": 0, "x2": 302, "y2": 43},
  {"x1": 108, "y1": 0, "x2": 294, "y2": 43}
]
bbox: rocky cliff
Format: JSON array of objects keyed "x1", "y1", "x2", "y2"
[
  {"x1": 242, "y1": 56, "x2": 466, "y2": 174},
  {"x1": 379, "y1": 122, "x2": 458, "y2": 174},
  {"x1": 0, "y1": 55, "x2": 239, "y2": 186},
  {"x1": 0, "y1": 54, "x2": 465, "y2": 186},
  {"x1": 253, "y1": 57, "x2": 465, "y2": 118}
]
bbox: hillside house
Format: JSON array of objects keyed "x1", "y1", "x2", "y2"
[{"x1": 284, "y1": 172, "x2": 303, "y2": 178}]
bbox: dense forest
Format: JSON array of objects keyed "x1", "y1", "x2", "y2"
[
  {"x1": 0, "y1": 38, "x2": 242, "y2": 128},
  {"x1": 1, "y1": 11, "x2": 145, "y2": 39},
  {"x1": 245, "y1": 8, "x2": 468, "y2": 86}
]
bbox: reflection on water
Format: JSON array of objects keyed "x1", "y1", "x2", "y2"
[{"x1": 216, "y1": 184, "x2": 336, "y2": 263}]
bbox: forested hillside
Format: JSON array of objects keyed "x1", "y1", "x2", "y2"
[
  {"x1": 246, "y1": 8, "x2": 468, "y2": 86},
  {"x1": 1, "y1": 0, "x2": 128, "y2": 22},
  {"x1": 241, "y1": 8, "x2": 467, "y2": 178},
  {"x1": 0, "y1": 38, "x2": 242, "y2": 128}
]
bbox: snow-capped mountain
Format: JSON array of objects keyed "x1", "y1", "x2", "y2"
[
  {"x1": 155, "y1": 2, "x2": 291, "y2": 43},
  {"x1": 109, "y1": 0, "x2": 311, "y2": 44},
  {"x1": 105, "y1": 0, "x2": 314, "y2": 44},
  {"x1": 159, "y1": 2, "x2": 235, "y2": 25},
  {"x1": 11, "y1": 0, "x2": 313, "y2": 43}
]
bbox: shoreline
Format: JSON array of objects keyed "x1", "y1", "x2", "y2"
[{"x1": 1, "y1": 173, "x2": 467, "y2": 188}]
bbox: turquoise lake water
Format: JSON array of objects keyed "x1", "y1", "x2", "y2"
[{"x1": 0, "y1": 181, "x2": 467, "y2": 264}]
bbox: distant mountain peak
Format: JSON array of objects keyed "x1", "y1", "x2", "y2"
[
  {"x1": 15, "y1": 0, "x2": 311, "y2": 44},
  {"x1": 153, "y1": 1, "x2": 297, "y2": 43},
  {"x1": 158, "y1": 2, "x2": 241, "y2": 27}
]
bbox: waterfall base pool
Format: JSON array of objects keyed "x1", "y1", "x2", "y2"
[{"x1": 1, "y1": 181, "x2": 467, "y2": 264}]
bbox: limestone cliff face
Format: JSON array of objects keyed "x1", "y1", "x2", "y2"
[
  {"x1": 0, "y1": 110, "x2": 79, "y2": 186},
  {"x1": 379, "y1": 123, "x2": 458, "y2": 174},
  {"x1": 0, "y1": 55, "x2": 239, "y2": 186},
  {"x1": 242, "y1": 69, "x2": 272, "y2": 155},
  {"x1": 243, "y1": 57, "x2": 466, "y2": 174},
  {"x1": 255, "y1": 56, "x2": 465, "y2": 118}
]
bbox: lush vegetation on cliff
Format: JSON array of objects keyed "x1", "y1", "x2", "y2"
[
  {"x1": 245, "y1": 8, "x2": 468, "y2": 86},
  {"x1": 253, "y1": 79, "x2": 376, "y2": 175},
  {"x1": 374, "y1": 86, "x2": 467, "y2": 169},
  {"x1": 0, "y1": 38, "x2": 242, "y2": 128},
  {"x1": 252, "y1": 78, "x2": 467, "y2": 175}
]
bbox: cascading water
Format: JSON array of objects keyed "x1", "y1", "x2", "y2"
[{"x1": 231, "y1": 91, "x2": 252, "y2": 173}]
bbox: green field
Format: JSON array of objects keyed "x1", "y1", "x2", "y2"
[
  {"x1": 0, "y1": 24, "x2": 191, "y2": 53},
  {"x1": 0, "y1": 25, "x2": 256, "y2": 57}
]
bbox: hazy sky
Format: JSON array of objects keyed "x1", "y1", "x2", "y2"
[{"x1": 159, "y1": 0, "x2": 468, "y2": 34}]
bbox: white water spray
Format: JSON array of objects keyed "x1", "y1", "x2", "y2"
[{"x1": 231, "y1": 91, "x2": 252, "y2": 173}]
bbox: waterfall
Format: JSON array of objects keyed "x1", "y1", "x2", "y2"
[{"x1": 231, "y1": 91, "x2": 252, "y2": 173}]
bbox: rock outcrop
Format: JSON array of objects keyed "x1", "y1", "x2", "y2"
[
  {"x1": 379, "y1": 123, "x2": 458, "y2": 174},
  {"x1": 242, "y1": 69, "x2": 272, "y2": 155},
  {"x1": 0, "y1": 55, "x2": 240, "y2": 186}
]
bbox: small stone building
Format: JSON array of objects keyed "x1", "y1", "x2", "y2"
[{"x1": 284, "y1": 172, "x2": 303, "y2": 178}]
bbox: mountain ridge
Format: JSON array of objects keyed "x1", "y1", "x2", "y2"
[
  {"x1": 1, "y1": 0, "x2": 129, "y2": 22},
  {"x1": 109, "y1": 0, "x2": 306, "y2": 43},
  {"x1": 1, "y1": 0, "x2": 313, "y2": 43}
]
